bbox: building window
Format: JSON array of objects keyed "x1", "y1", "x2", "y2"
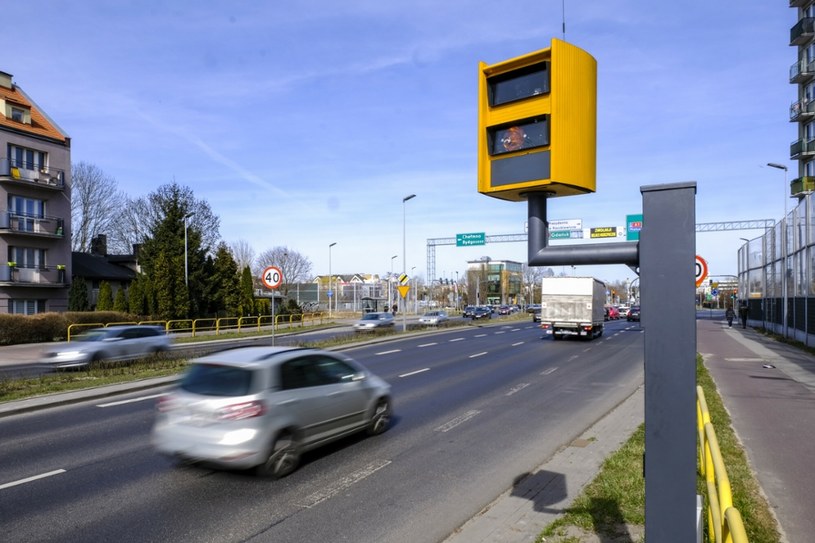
[
  {"x1": 8, "y1": 246, "x2": 46, "y2": 269},
  {"x1": 9, "y1": 299, "x2": 46, "y2": 315},
  {"x1": 8, "y1": 195, "x2": 45, "y2": 232},
  {"x1": 8, "y1": 144, "x2": 46, "y2": 171}
]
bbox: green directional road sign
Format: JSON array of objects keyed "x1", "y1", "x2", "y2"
[
  {"x1": 456, "y1": 232, "x2": 486, "y2": 246},
  {"x1": 549, "y1": 231, "x2": 572, "y2": 239}
]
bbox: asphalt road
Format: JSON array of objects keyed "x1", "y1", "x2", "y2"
[{"x1": 0, "y1": 319, "x2": 643, "y2": 543}]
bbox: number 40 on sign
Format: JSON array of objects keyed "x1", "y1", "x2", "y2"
[{"x1": 261, "y1": 266, "x2": 284, "y2": 290}]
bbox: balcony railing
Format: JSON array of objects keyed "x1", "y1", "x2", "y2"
[
  {"x1": 791, "y1": 17, "x2": 815, "y2": 46},
  {"x1": 790, "y1": 138, "x2": 815, "y2": 158},
  {"x1": 790, "y1": 59, "x2": 815, "y2": 83},
  {"x1": 0, "y1": 158, "x2": 65, "y2": 190},
  {"x1": 791, "y1": 0, "x2": 809, "y2": 8},
  {"x1": 789, "y1": 98, "x2": 815, "y2": 121},
  {"x1": 0, "y1": 212, "x2": 65, "y2": 237},
  {"x1": 791, "y1": 176, "x2": 815, "y2": 196},
  {"x1": 0, "y1": 265, "x2": 67, "y2": 286}
]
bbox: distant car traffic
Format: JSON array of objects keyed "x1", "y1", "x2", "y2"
[
  {"x1": 471, "y1": 306, "x2": 492, "y2": 320},
  {"x1": 353, "y1": 312, "x2": 395, "y2": 331},
  {"x1": 40, "y1": 325, "x2": 171, "y2": 369},
  {"x1": 462, "y1": 306, "x2": 476, "y2": 318},
  {"x1": 151, "y1": 346, "x2": 392, "y2": 478},
  {"x1": 533, "y1": 309, "x2": 542, "y2": 323},
  {"x1": 627, "y1": 305, "x2": 641, "y2": 321},
  {"x1": 497, "y1": 305, "x2": 511, "y2": 315},
  {"x1": 419, "y1": 310, "x2": 448, "y2": 325},
  {"x1": 604, "y1": 306, "x2": 620, "y2": 320}
]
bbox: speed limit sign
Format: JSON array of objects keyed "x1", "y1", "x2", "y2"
[
  {"x1": 261, "y1": 266, "x2": 284, "y2": 289},
  {"x1": 695, "y1": 255, "x2": 708, "y2": 288}
]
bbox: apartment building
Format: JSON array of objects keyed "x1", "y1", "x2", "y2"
[
  {"x1": 791, "y1": 2, "x2": 815, "y2": 195},
  {"x1": 0, "y1": 71, "x2": 71, "y2": 314}
]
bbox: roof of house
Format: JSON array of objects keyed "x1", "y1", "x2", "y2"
[
  {"x1": 72, "y1": 252, "x2": 136, "y2": 282},
  {"x1": 0, "y1": 76, "x2": 69, "y2": 143}
]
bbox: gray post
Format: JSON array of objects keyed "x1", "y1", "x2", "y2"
[{"x1": 640, "y1": 182, "x2": 697, "y2": 541}]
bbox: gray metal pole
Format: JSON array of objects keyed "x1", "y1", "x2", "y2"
[{"x1": 640, "y1": 182, "x2": 697, "y2": 542}]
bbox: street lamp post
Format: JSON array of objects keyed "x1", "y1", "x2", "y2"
[
  {"x1": 389, "y1": 254, "x2": 397, "y2": 311},
  {"x1": 402, "y1": 194, "x2": 416, "y2": 331},
  {"x1": 411, "y1": 266, "x2": 417, "y2": 314},
  {"x1": 183, "y1": 212, "x2": 195, "y2": 289},
  {"x1": 455, "y1": 270, "x2": 460, "y2": 311},
  {"x1": 768, "y1": 162, "x2": 789, "y2": 338},
  {"x1": 329, "y1": 242, "x2": 337, "y2": 318}
]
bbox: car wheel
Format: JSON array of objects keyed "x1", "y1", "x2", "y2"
[
  {"x1": 367, "y1": 398, "x2": 392, "y2": 436},
  {"x1": 257, "y1": 432, "x2": 299, "y2": 479}
]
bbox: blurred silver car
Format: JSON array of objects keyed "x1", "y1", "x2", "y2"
[
  {"x1": 419, "y1": 310, "x2": 448, "y2": 325},
  {"x1": 353, "y1": 311, "x2": 395, "y2": 331},
  {"x1": 40, "y1": 325, "x2": 171, "y2": 369},
  {"x1": 151, "y1": 346, "x2": 392, "y2": 478}
]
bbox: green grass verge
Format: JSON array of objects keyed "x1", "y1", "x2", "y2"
[
  {"x1": 0, "y1": 355, "x2": 189, "y2": 402},
  {"x1": 538, "y1": 354, "x2": 780, "y2": 542}
]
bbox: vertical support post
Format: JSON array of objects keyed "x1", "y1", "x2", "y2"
[{"x1": 640, "y1": 182, "x2": 697, "y2": 542}]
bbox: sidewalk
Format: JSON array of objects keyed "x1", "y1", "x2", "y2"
[{"x1": 697, "y1": 318, "x2": 815, "y2": 543}]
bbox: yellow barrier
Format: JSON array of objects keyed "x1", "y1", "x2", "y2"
[
  {"x1": 67, "y1": 322, "x2": 105, "y2": 341},
  {"x1": 67, "y1": 312, "x2": 327, "y2": 341},
  {"x1": 697, "y1": 386, "x2": 749, "y2": 543},
  {"x1": 166, "y1": 319, "x2": 193, "y2": 335},
  {"x1": 191, "y1": 318, "x2": 217, "y2": 337}
]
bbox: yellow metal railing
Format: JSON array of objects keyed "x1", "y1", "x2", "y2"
[
  {"x1": 66, "y1": 313, "x2": 326, "y2": 341},
  {"x1": 697, "y1": 386, "x2": 749, "y2": 543}
]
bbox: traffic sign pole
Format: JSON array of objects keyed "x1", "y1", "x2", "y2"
[{"x1": 260, "y1": 266, "x2": 284, "y2": 345}]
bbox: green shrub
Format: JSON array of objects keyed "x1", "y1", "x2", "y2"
[{"x1": 0, "y1": 311, "x2": 142, "y2": 345}]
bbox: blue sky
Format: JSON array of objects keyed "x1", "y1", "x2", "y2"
[{"x1": 6, "y1": 1, "x2": 796, "y2": 286}]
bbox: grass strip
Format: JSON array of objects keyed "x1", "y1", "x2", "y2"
[{"x1": 538, "y1": 354, "x2": 780, "y2": 542}]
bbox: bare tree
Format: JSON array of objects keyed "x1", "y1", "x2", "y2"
[
  {"x1": 522, "y1": 264, "x2": 553, "y2": 305},
  {"x1": 228, "y1": 239, "x2": 256, "y2": 272},
  {"x1": 255, "y1": 246, "x2": 312, "y2": 296},
  {"x1": 70, "y1": 162, "x2": 125, "y2": 252}
]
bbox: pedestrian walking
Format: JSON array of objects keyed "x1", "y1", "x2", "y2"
[
  {"x1": 725, "y1": 306, "x2": 735, "y2": 328},
  {"x1": 739, "y1": 304, "x2": 748, "y2": 329}
]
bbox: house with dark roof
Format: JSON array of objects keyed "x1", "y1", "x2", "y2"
[{"x1": 71, "y1": 235, "x2": 138, "y2": 309}]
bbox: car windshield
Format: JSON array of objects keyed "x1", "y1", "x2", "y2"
[
  {"x1": 180, "y1": 364, "x2": 255, "y2": 396},
  {"x1": 361, "y1": 313, "x2": 381, "y2": 321}
]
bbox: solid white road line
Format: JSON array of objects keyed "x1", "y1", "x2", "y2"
[
  {"x1": 399, "y1": 368, "x2": 430, "y2": 378},
  {"x1": 506, "y1": 383, "x2": 530, "y2": 396},
  {"x1": 296, "y1": 460, "x2": 392, "y2": 508},
  {"x1": 0, "y1": 469, "x2": 66, "y2": 490},
  {"x1": 97, "y1": 393, "x2": 164, "y2": 408},
  {"x1": 435, "y1": 410, "x2": 481, "y2": 433}
]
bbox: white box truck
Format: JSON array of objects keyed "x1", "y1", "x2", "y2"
[{"x1": 539, "y1": 277, "x2": 606, "y2": 340}]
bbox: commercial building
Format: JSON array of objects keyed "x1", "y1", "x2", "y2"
[{"x1": 0, "y1": 71, "x2": 71, "y2": 314}]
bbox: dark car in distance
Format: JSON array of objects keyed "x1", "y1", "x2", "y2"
[
  {"x1": 627, "y1": 305, "x2": 641, "y2": 321},
  {"x1": 471, "y1": 306, "x2": 492, "y2": 320}
]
